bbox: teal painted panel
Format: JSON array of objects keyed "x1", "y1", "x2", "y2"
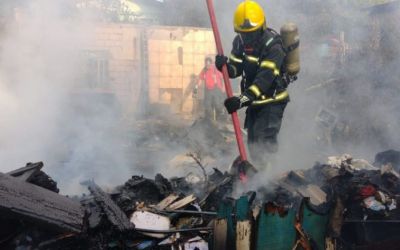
[
  {"x1": 236, "y1": 196, "x2": 250, "y2": 221},
  {"x1": 302, "y1": 204, "x2": 329, "y2": 250},
  {"x1": 256, "y1": 209, "x2": 296, "y2": 250},
  {"x1": 217, "y1": 200, "x2": 235, "y2": 250}
]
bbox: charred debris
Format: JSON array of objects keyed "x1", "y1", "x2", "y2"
[{"x1": 2, "y1": 150, "x2": 400, "y2": 249}]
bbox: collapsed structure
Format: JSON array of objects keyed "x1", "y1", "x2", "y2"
[
  {"x1": 1, "y1": 149, "x2": 400, "y2": 249},
  {"x1": 1, "y1": 1, "x2": 400, "y2": 250}
]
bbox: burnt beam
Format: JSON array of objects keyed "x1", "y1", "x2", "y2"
[
  {"x1": 0, "y1": 173, "x2": 84, "y2": 233},
  {"x1": 7, "y1": 162, "x2": 43, "y2": 182},
  {"x1": 85, "y1": 181, "x2": 134, "y2": 231}
]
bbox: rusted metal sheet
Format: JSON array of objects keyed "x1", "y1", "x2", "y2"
[{"x1": 0, "y1": 173, "x2": 84, "y2": 233}]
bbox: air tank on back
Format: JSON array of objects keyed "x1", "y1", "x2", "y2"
[{"x1": 280, "y1": 22, "x2": 300, "y2": 76}]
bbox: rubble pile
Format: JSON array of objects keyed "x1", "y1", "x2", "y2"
[
  {"x1": 1, "y1": 150, "x2": 400, "y2": 249},
  {"x1": 0, "y1": 161, "x2": 233, "y2": 249},
  {"x1": 258, "y1": 151, "x2": 400, "y2": 249}
]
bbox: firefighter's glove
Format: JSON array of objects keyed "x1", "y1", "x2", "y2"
[
  {"x1": 215, "y1": 54, "x2": 228, "y2": 72},
  {"x1": 224, "y1": 91, "x2": 254, "y2": 114}
]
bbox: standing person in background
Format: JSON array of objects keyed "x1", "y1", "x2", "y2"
[
  {"x1": 190, "y1": 74, "x2": 201, "y2": 116},
  {"x1": 197, "y1": 57, "x2": 225, "y2": 121}
]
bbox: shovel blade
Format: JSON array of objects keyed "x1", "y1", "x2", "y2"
[{"x1": 230, "y1": 156, "x2": 258, "y2": 182}]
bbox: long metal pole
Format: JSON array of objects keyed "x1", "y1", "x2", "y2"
[{"x1": 205, "y1": 0, "x2": 248, "y2": 162}]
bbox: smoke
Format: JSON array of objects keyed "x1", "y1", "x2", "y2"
[
  {"x1": 1, "y1": 0, "x2": 399, "y2": 194},
  {"x1": 0, "y1": 0, "x2": 132, "y2": 194},
  {"x1": 211, "y1": 0, "x2": 400, "y2": 173},
  {"x1": 274, "y1": 0, "x2": 400, "y2": 167}
]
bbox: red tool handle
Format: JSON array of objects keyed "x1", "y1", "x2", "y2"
[{"x1": 206, "y1": 0, "x2": 248, "y2": 162}]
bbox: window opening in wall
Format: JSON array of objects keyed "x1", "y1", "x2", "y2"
[{"x1": 83, "y1": 50, "x2": 109, "y2": 88}]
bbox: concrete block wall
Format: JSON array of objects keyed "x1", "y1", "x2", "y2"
[
  {"x1": 85, "y1": 23, "x2": 215, "y2": 116},
  {"x1": 147, "y1": 26, "x2": 216, "y2": 114},
  {"x1": 84, "y1": 24, "x2": 141, "y2": 114}
]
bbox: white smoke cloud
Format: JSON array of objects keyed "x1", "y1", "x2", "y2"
[
  {"x1": 0, "y1": 0, "x2": 132, "y2": 194},
  {"x1": 1, "y1": 0, "x2": 399, "y2": 194},
  {"x1": 209, "y1": 0, "x2": 400, "y2": 174}
]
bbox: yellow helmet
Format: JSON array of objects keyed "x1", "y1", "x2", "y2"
[{"x1": 234, "y1": 1, "x2": 266, "y2": 33}]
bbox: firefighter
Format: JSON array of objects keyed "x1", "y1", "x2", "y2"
[{"x1": 215, "y1": 0, "x2": 290, "y2": 167}]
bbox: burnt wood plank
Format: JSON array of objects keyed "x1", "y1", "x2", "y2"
[
  {"x1": 7, "y1": 162, "x2": 43, "y2": 181},
  {"x1": 0, "y1": 173, "x2": 84, "y2": 233},
  {"x1": 86, "y1": 181, "x2": 133, "y2": 231}
]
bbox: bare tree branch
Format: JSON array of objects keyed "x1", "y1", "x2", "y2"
[{"x1": 187, "y1": 152, "x2": 208, "y2": 183}]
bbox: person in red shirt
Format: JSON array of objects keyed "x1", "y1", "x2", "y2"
[{"x1": 197, "y1": 57, "x2": 225, "y2": 120}]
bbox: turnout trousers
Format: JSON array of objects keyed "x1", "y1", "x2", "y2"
[{"x1": 245, "y1": 102, "x2": 287, "y2": 166}]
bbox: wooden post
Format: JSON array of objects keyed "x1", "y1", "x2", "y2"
[
  {"x1": 236, "y1": 196, "x2": 252, "y2": 250},
  {"x1": 213, "y1": 199, "x2": 235, "y2": 250}
]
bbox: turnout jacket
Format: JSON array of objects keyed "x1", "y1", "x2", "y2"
[{"x1": 227, "y1": 28, "x2": 288, "y2": 104}]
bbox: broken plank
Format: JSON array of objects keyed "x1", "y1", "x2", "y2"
[
  {"x1": 0, "y1": 173, "x2": 84, "y2": 233},
  {"x1": 86, "y1": 181, "x2": 133, "y2": 231},
  {"x1": 236, "y1": 196, "x2": 252, "y2": 250},
  {"x1": 213, "y1": 219, "x2": 227, "y2": 250},
  {"x1": 7, "y1": 162, "x2": 43, "y2": 181},
  {"x1": 154, "y1": 194, "x2": 179, "y2": 210},
  {"x1": 167, "y1": 194, "x2": 196, "y2": 210},
  {"x1": 297, "y1": 184, "x2": 327, "y2": 206},
  {"x1": 236, "y1": 221, "x2": 252, "y2": 250}
]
